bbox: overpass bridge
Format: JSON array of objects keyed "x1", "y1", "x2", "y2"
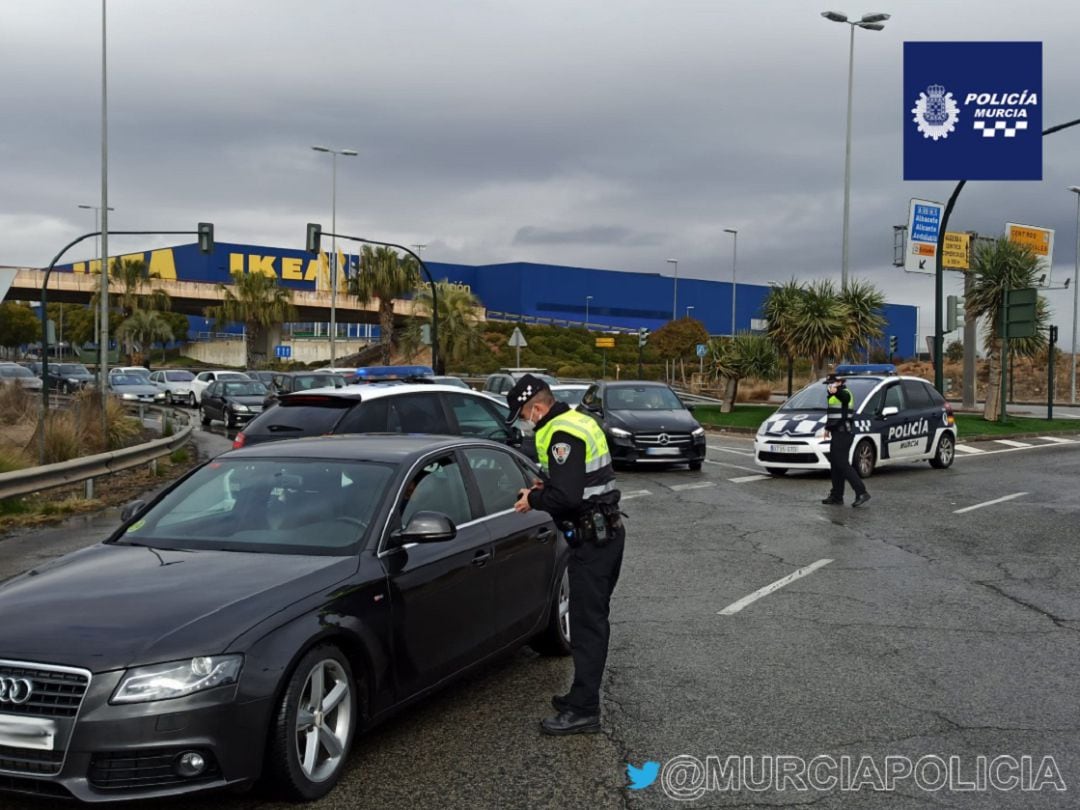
[{"x1": 4, "y1": 268, "x2": 439, "y2": 324}]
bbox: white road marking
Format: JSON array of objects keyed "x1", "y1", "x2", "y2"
[
  {"x1": 953, "y1": 492, "x2": 1028, "y2": 514},
  {"x1": 1038, "y1": 436, "x2": 1075, "y2": 444},
  {"x1": 954, "y1": 444, "x2": 987, "y2": 454},
  {"x1": 702, "y1": 459, "x2": 763, "y2": 474},
  {"x1": 669, "y1": 481, "x2": 716, "y2": 491},
  {"x1": 621, "y1": 489, "x2": 652, "y2": 500},
  {"x1": 707, "y1": 445, "x2": 755, "y2": 457},
  {"x1": 728, "y1": 474, "x2": 771, "y2": 483},
  {"x1": 994, "y1": 439, "x2": 1032, "y2": 448},
  {"x1": 955, "y1": 440, "x2": 1080, "y2": 459},
  {"x1": 718, "y1": 559, "x2": 834, "y2": 616}
]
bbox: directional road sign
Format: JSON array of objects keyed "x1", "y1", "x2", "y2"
[{"x1": 905, "y1": 198, "x2": 944, "y2": 274}]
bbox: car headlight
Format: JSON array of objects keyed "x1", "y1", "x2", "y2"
[
  {"x1": 121, "y1": 392, "x2": 138, "y2": 400},
  {"x1": 609, "y1": 427, "x2": 632, "y2": 438},
  {"x1": 230, "y1": 403, "x2": 250, "y2": 412},
  {"x1": 692, "y1": 426, "x2": 705, "y2": 438},
  {"x1": 154, "y1": 392, "x2": 166, "y2": 400},
  {"x1": 111, "y1": 655, "x2": 243, "y2": 704}
]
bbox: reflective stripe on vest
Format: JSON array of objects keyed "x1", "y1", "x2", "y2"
[{"x1": 535, "y1": 408, "x2": 615, "y2": 500}]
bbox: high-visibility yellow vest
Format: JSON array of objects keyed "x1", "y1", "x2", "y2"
[{"x1": 535, "y1": 408, "x2": 616, "y2": 501}]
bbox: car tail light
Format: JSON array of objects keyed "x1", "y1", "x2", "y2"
[
  {"x1": 232, "y1": 432, "x2": 246, "y2": 449},
  {"x1": 944, "y1": 403, "x2": 956, "y2": 426}
]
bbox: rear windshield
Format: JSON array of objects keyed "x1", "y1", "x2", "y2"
[
  {"x1": 244, "y1": 401, "x2": 352, "y2": 438},
  {"x1": 58, "y1": 364, "x2": 91, "y2": 375},
  {"x1": 166, "y1": 370, "x2": 195, "y2": 382}
]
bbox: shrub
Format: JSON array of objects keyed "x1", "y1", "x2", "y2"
[
  {"x1": 0, "y1": 382, "x2": 33, "y2": 426},
  {"x1": 43, "y1": 411, "x2": 81, "y2": 464},
  {"x1": 736, "y1": 382, "x2": 774, "y2": 402},
  {"x1": 170, "y1": 447, "x2": 190, "y2": 464},
  {"x1": 0, "y1": 445, "x2": 30, "y2": 473}
]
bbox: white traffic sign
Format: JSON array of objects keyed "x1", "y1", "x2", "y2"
[
  {"x1": 508, "y1": 327, "x2": 528, "y2": 348},
  {"x1": 905, "y1": 198, "x2": 944, "y2": 274}
]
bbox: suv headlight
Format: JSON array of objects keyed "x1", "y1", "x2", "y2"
[
  {"x1": 609, "y1": 427, "x2": 632, "y2": 438},
  {"x1": 691, "y1": 426, "x2": 706, "y2": 438},
  {"x1": 231, "y1": 403, "x2": 250, "y2": 412},
  {"x1": 112, "y1": 655, "x2": 243, "y2": 704}
]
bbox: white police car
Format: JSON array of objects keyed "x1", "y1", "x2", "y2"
[{"x1": 754, "y1": 364, "x2": 957, "y2": 477}]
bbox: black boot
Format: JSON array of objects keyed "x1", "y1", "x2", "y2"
[
  {"x1": 852, "y1": 492, "x2": 871, "y2": 508},
  {"x1": 821, "y1": 494, "x2": 843, "y2": 504},
  {"x1": 540, "y1": 709, "x2": 601, "y2": 735}
]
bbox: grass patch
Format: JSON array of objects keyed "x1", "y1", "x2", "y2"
[
  {"x1": 169, "y1": 447, "x2": 190, "y2": 464},
  {"x1": 693, "y1": 404, "x2": 775, "y2": 430},
  {"x1": 953, "y1": 414, "x2": 1080, "y2": 438}
]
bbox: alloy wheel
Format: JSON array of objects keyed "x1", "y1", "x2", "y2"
[{"x1": 293, "y1": 659, "x2": 352, "y2": 783}]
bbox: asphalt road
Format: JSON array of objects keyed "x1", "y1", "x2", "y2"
[{"x1": 2, "y1": 425, "x2": 1079, "y2": 809}]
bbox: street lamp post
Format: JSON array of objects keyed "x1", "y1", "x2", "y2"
[
  {"x1": 78, "y1": 204, "x2": 115, "y2": 351},
  {"x1": 724, "y1": 228, "x2": 738, "y2": 336},
  {"x1": 686, "y1": 305, "x2": 695, "y2": 319},
  {"x1": 821, "y1": 10, "x2": 890, "y2": 291},
  {"x1": 1068, "y1": 186, "x2": 1080, "y2": 405},
  {"x1": 312, "y1": 145, "x2": 358, "y2": 367},
  {"x1": 585, "y1": 295, "x2": 593, "y2": 329},
  {"x1": 667, "y1": 259, "x2": 679, "y2": 320}
]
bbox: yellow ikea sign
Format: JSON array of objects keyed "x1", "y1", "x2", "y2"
[{"x1": 71, "y1": 249, "x2": 178, "y2": 279}]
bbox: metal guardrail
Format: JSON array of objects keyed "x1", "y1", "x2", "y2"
[{"x1": 0, "y1": 405, "x2": 193, "y2": 501}]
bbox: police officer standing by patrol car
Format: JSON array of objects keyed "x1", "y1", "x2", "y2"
[
  {"x1": 507, "y1": 374, "x2": 624, "y2": 735},
  {"x1": 822, "y1": 374, "x2": 871, "y2": 507}
]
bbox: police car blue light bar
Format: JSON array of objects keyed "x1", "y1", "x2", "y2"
[
  {"x1": 352, "y1": 365, "x2": 434, "y2": 383},
  {"x1": 832, "y1": 364, "x2": 897, "y2": 376}
]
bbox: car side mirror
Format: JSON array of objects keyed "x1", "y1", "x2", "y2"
[
  {"x1": 685, "y1": 402, "x2": 696, "y2": 412},
  {"x1": 120, "y1": 500, "x2": 147, "y2": 523},
  {"x1": 509, "y1": 426, "x2": 524, "y2": 447},
  {"x1": 583, "y1": 401, "x2": 602, "y2": 414},
  {"x1": 396, "y1": 511, "x2": 457, "y2": 543},
  {"x1": 880, "y1": 406, "x2": 899, "y2": 418}
]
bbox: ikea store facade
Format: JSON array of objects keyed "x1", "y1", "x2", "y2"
[{"x1": 59, "y1": 241, "x2": 918, "y2": 356}]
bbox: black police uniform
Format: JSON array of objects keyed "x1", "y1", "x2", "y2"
[
  {"x1": 824, "y1": 381, "x2": 870, "y2": 506},
  {"x1": 528, "y1": 401, "x2": 624, "y2": 723}
]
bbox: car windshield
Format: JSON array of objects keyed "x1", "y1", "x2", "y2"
[
  {"x1": 119, "y1": 369, "x2": 150, "y2": 381},
  {"x1": 295, "y1": 375, "x2": 339, "y2": 390},
  {"x1": 58, "y1": 364, "x2": 90, "y2": 376},
  {"x1": 112, "y1": 458, "x2": 395, "y2": 554},
  {"x1": 111, "y1": 375, "x2": 145, "y2": 386},
  {"x1": 218, "y1": 372, "x2": 250, "y2": 381},
  {"x1": 223, "y1": 381, "x2": 268, "y2": 396},
  {"x1": 605, "y1": 385, "x2": 684, "y2": 411},
  {"x1": 165, "y1": 370, "x2": 195, "y2": 382},
  {"x1": 552, "y1": 387, "x2": 586, "y2": 405},
  {"x1": 778, "y1": 377, "x2": 880, "y2": 411},
  {"x1": 0, "y1": 366, "x2": 33, "y2": 378}
]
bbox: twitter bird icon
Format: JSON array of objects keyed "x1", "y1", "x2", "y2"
[{"x1": 626, "y1": 760, "x2": 661, "y2": 790}]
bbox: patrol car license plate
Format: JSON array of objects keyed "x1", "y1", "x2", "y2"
[
  {"x1": 645, "y1": 447, "x2": 681, "y2": 456},
  {"x1": 769, "y1": 444, "x2": 804, "y2": 454}
]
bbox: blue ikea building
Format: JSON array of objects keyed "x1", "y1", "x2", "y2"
[{"x1": 57, "y1": 242, "x2": 918, "y2": 356}]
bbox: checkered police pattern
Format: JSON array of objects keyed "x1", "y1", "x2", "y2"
[
  {"x1": 853, "y1": 419, "x2": 872, "y2": 432},
  {"x1": 516, "y1": 385, "x2": 535, "y2": 404},
  {"x1": 973, "y1": 120, "x2": 1028, "y2": 138}
]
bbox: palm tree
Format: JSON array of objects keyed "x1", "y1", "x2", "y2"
[
  {"x1": 762, "y1": 279, "x2": 804, "y2": 393},
  {"x1": 838, "y1": 280, "x2": 886, "y2": 359},
  {"x1": 401, "y1": 281, "x2": 484, "y2": 367},
  {"x1": 205, "y1": 271, "x2": 297, "y2": 369},
  {"x1": 709, "y1": 333, "x2": 779, "y2": 412},
  {"x1": 114, "y1": 310, "x2": 174, "y2": 366},
  {"x1": 348, "y1": 246, "x2": 421, "y2": 364},
  {"x1": 787, "y1": 279, "x2": 849, "y2": 378},
  {"x1": 966, "y1": 238, "x2": 1045, "y2": 420},
  {"x1": 89, "y1": 258, "x2": 173, "y2": 360}
]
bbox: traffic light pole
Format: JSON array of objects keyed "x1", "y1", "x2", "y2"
[{"x1": 1048, "y1": 325, "x2": 1058, "y2": 420}]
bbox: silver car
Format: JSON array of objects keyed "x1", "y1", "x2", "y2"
[
  {"x1": 108, "y1": 373, "x2": 167, "y2": 404},
  {"x1": 0, "y1": 363, "x2": 43, "y2": 391},
  {"x1": 148, "y1": 369, "x2": 197, "y2": 406}
]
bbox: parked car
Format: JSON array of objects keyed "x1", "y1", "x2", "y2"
[
  {"x1": 579, "y1": 380, "x2": 707, "y2": 470},
  {"x1": 0, "y1": 362, "x2": 43, "y2": 391},
  {"x1": 245, "y1": 370, "x2": 277, "y2": 385},
  {"x1": 108, "y1": 373, "x2": 167, "y2": 403},
  {"x1": 200, "y1": 379, "x2": 270, "y2": 428},
  {"x1": 263, "y1": 371, "x2": 347, "y2": 409},
  {"x1": 191, "y1": 370, "x2": 251, "y2": 404},
  {"x1": 753, "y1": 364, "x2": 957, "y2": 477},
  {"x1": 148, "y1": 369, "x2": 197, "y2": 406},
  {"x1": 482, "y1": 368, "x2": 557, "y2": 397},
  {"x1": 550, "y1": 383, "x2": 590, "y2": 409},
  {"x1": 110, "y1": 366, "x2": 151, "y2": 382},
  {"x1": 233, "y1": 383, "x2": 527, "y2": 453},
  {"x1": 46, "y1": 363, "x2": 96, "y2": 393},
  {"x1": 430, "y1": 375, "x2": 472, "y2": 390},
  {"x1": 0, "y1": 435, "x2": 567, "y2": 803}
]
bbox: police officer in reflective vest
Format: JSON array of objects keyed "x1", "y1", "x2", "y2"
[
  {"x1": 822, "y1": 374, "x2": 871, "y2": 507},
  {"x1": 506, "y1": 374, "x2": 624, "y2": 735}
]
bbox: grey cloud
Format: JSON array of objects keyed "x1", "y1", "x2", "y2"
[{"x1": 513, "y1": 225, "x2": 662, "y2": 247}]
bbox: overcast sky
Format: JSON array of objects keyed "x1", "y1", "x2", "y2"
[{"x1": 3, "y1": 0, "x2": 1080, "y2": 343}]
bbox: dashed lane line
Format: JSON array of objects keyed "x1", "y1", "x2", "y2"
[
  {"x1": 718, "y1": 559, "x2": 834, "y2": 616},
  {"x1": 953, "y1": 492, "x2": 1028, "y2": 514},
  {"x1": 954, "y1": 444, "x2": 987, "y2": 454},
  {"x1": 668, "y1": 482, "x2": 716, "y2": 492},
  {"x1": 707, "y1": 445, "x2": 755, "y2": 458},
  {"x1": 621, "y1": 490, "x2": 652, "y2": 500},
  {"x1": 994, "y1": 439, "x2": 1033, "y2": 448},
  {"x1": 702, "y1": 459, "x2": 763, "y2": 474},
  {"x1": 1037, "y1": 436, "x2": 1075, "y2": 444},
  {"x1": 728, "y1": 474, "x2": 771, "y2": 484}
]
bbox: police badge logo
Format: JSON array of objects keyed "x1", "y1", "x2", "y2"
[
  {"x1": 912, "y1": 84, "x2": 959, "y2": 141},
  {"x1": 551, "y1": 443, "x2": 571, "y2": 465}
]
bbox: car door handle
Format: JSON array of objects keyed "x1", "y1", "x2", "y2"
[
  {"x1": 472, "y1": 550, "x2": 492, "y2": 566},
  {"x1": 536, "y1": 528, "x2": 554, "y2": 543}
]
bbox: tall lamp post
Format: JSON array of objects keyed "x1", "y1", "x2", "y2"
[
  {"x1": 686, "y1": 305, "x2": 695, "y2": 318},
  {"x1": 585, "y1": 295, "x2": 593, "y2": 329},
  {"x1": 821, "y1": 10, "x2": 890, "y2": 290},
  {"x1": 667, "y1": 259, "x2": 679, "y2": 320},
  {"x1": 312, "y1": 145, "x2": 358, "y2": 367},
  {"x1": 78, "y1": 203, "x2": 114, "y2": 351},
  {"x1": 724, "y1": 228, "x2": 738, "y2": 336},
  {"x1": 1068, "y1": 186, "x2": 1080, "y2": 404}
]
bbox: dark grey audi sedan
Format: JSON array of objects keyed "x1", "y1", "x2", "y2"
[{"x1": 0, "y1": 435, "x2": 569, "y2": 803}]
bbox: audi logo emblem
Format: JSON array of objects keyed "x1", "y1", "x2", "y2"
[
  {"x1": 0, "y1": 677, "x2": 34, "y2": 705},
  {"x1": 657, "y1": 433, "x2": 670, "y2": 446}
]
